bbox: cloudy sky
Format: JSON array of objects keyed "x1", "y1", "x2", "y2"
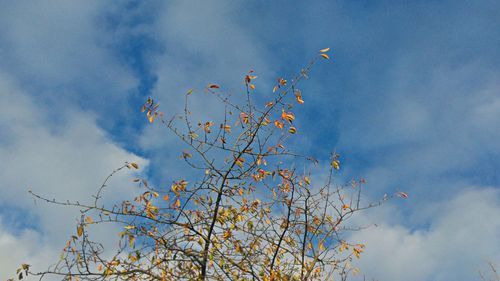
[{"x1": 1, "y1": 1, "x2": 499, "y2": 280}]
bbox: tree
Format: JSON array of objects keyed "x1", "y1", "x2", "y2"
[{"x1": 12, "y1": 49, "x2": 395, "y2": 281}]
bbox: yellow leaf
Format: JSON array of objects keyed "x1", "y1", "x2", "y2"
[
  {"x1": 223, "y1": 229, "x2": 232, "y2": 239},
  {"x1": 174, "y1": 199, "x2": 181, "y2": 208},
  {"x1": 186, "y1": 88, "x2": 194, "y2": 95},
  {"x1": 249, "y1": 84, "x2": 255, "y2": 90},
  {"x1": 288, "y1": 126, "x2": 297, "y2": 134},
  {"x1": 320, "y1": 53, "x2": 330, "y2": 60},
  {"x1": 235, "y1": 157, "x2": 245, "y2": 168},
  {"x1": 295, "y1": 92, "x2": 304, "y2": 104},
  {"x1": 240, "y1": 112, "x2": 249, "y2": 124},
  {"x1": 304, "y1": 176, "x2": 311, "y2": 185},
  {"x1": 319, "y1": 47, "x2": 330, "y2": 53},
  {"x1": 331, "y1": 159, "x2": 340, "y2": 170},
  {"x1": 129, "y1": 235, "x2": 135, "y2": 247},
  {"x1": 77, "y1": 225, "x2": 83, "y2": 237},
  {"x1": 130, "y1": 163, "x2": 139, "y2": 169},
  {"x1": 85, "y1": 216, "x2": 93, "y2": 224}
]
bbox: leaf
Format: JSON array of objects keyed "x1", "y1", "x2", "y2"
[
  {"x1": 320, "y1": 53, "x2": 330, "y2": 60},
  {"x1": 235, "y1": 157, "x2": 245, "y2": 168},
  {"x1": 319, "y1": 47, "x2": 330, "y2": 53},
  {"x1": 304, "y1": 176, "x2": 311, "y2": 185},
  {"x1": 249, "y1": 84, "x2": 255, "y2": 90},
  {"x1": 129, "y1": 235, "x2": 135, "y2": 248},
  {"x1": 274, "y1": 120, "x2": 284, "y2": 129},
  {"x1": 186, "y1": 88, "x2": 194, "y2": 95},
  {"x1": 130, "y1": 163, "x2": 139, "y2": 169},
  {"x1": 77, "y1": 225, "x2": 83, "y2": 237},
  {"x1": 331, "y1": 159, "x2": 340, "y2": 170},
  {"x1": 281, "y1": 110, "x2": 295, "y2": 123},
  {"x1": 240, "y1": 112, "x2": 249, "y2": 124},
  {"x1": 288, "y1": 126, "x2": 297, "y2": 134},
  {"x1": 182, "y1": 151, "x2": 192, "y2": 159},
  {"x1": 295, "y1": 91, "x2": 305, "y2": 104},
  {"x1": 397, "y1": 192, "x2": 409, "y2": 199},
  {"x1": 209, "y1": 84, "x2": 220, "y2": 89},
  {"x1": 174, "y1": 199, "x2": 181, "y2": 208},
  {"x1": 85, "y1": 216, "x2": 93, "y2": 224},
  {"x1": 163, "y1": 194, "x2": 169, "y2": 201}
]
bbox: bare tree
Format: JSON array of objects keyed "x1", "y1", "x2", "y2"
[{"x1": 11, "y1": 49, "x2": 397, "y2": 281}]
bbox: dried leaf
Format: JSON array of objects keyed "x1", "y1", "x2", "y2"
[{"x1": 77, "y1": 225, "x2": 83, "y2": 237}]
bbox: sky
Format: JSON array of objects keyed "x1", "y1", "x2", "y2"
[{"x1": 0, "y1": 1, "x2": 499, "y2": 280}]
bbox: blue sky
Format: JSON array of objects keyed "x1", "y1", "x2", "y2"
[{"x1": 0, "y1": 1, "x2": 499, "y2": 280}]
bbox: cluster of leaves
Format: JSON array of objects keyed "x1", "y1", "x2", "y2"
[{"x1": 16, "y1": 49, "x2": 395, "y2": 281}]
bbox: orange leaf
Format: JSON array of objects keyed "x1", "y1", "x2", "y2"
[
  {"x1": 281, "y1": 110, "x2": 295, "y2": 123},
  {"x1": 295, "y1": 92, "x2": 304, "y2": 104},
  {"x1": 320, "y1": 53, "x2": 330, "y2": 59},
  {"x1": 209, "y1": 84, "x2": 220, "y2": 89},
  {"x1": 288, "y1": 126, "x2": 297, "y2": 134},
  {"x1": 274, "y1": 120, "x2": 284, "y2": 129}
]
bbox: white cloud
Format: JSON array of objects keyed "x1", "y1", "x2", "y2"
[
  {"x1": 0, "y1": 73, "x2": 147, "y2": 280},
  {"x1": 349, "y1": 188, "x2": 500, "y2": 281}
]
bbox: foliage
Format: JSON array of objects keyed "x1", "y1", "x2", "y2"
[{"x1": 12, "y1": 49, "x2": 394, "y2": 281}]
